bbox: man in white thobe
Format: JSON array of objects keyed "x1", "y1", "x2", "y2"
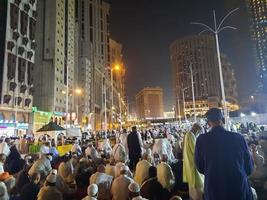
[
  {"x1": 111, "y1": 165, "x2": 133, "y2": 200},
  {"x1": 153, "y1": 138, "x2": 175, "y2": 162},
  {"x1": 85, "y1": 144, "x2": 100, "y2": 160},
  {"x1": 90, "y1": 165, "x2": 113, "y2": 200},
  {"x1": 29, "y1": 154, "x2": 52, "y2": 178}
]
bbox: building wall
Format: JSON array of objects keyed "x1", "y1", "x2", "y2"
[
  {"x1": 170, "y1": 35, "x2": 239, "y2": 117},
  {"x1": 0, "y1": 0, "x2": 37, "y2": 124},
  {"x1": 77, "y1": 0, "x2": 110, "y2": 130},
  {"x1": 246, "y1": 0, "x2": 267, "y2": 94},
  {"x1": 136, "y1": 87, "x2": 164, "y2": 120},
  {"x1": 34, "y1": 0, "x2": 75, "y2": 116}
]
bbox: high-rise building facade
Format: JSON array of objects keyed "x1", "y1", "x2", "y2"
[
  {"x1": 34, "y1": 0, "x2": 75, "y2": 123},
  {"x1": 109, "y1": 38, "x2": 127, "y2": 126},
  {"x1": 170, "y1": 35, "x2": 239, "y2": 117},
  {"x1": 221, "y1": 54, "x2": 239, "y2": 111},
  {"x1": 0, "y1": 0, "x2": 37, "y2": 135},
  {"x1": 76, "y1": 0, "x2": 110, "y2": 130},
  {"x1": 246, "y1": 0, "x2": 267, "y2": 94},
  {"x1": 135, "y1": 87, "x2": 164, "y2": 120}
]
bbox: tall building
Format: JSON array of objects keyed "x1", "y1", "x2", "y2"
[
  {"x1": 109, "y1": 38, "x2": 126, "y2": 127},
  {"x1": 221, "y1": 54, "x2": 239, "y2": 111},
  {"x1": 135, "y1": 87, "x2": 164, "y2": 120},
  {"x1": 170, "y1": 35, "x2": 239, "y2": 117},
  {"x1": 246, "y1": 0, "x2": 267, "y2": 94},
  {"x1": 34, "y1": 0, "x2": 75, "y2": 124},
  {"x1": 0, "y1": 0, "x2": 37, "y2": 135},
  {"x1": 76, "y1": 0, "x2": 110, "y2": 130}
]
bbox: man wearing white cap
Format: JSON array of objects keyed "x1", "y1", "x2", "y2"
[
  {"x1": 128, "y1": 182, "x2": 148, "y2": 200},
  {"x1": 82, "y1": 184, "x2": 98, "y2": 200},
  {"x1": 37, "y1": 174, "x2": 62, "y2": 200},
  {"x1": 29, "y1": 154, "x2": 52, "y2": 179},
  {"x1": 114, "y1": 162, "x2": 133, "y2": 178},
  {"x1": 111, "y1": 165, "x2": 133, "y2": 200},
  {"x1": 90, "y1": 164, "x2": 113, "y2": 200}
]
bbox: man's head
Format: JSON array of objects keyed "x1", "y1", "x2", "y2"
[
  {"x1": 120, "y1": 165, "x2": 129, "y2": 175},
  {"x1": 148, "y1": 166, "x2": 157, "y2": 178},
  {"x1": 161, "y1": 154, "x2": 168, "y2": 162},
  {"x1": 191, "y1": 123, "x2": 203, "y2": 135},
  {"x1": 0, "y1": 154, "x2": 6, "y2": 163},
  {"x1": 46, "y1": 174, "x2": 57, "y2": 186},
  {"x1": 132, "y1": 126, "x2": 137, "y2": 132},
  {"x1": 128, "y1": 182, "x2": 140, "y2": 198},
  {"x1": 206, "y1": 108, "x2": 224, "y2": 128},
  {"x1": 87, "y1": 184, "x2": 98, "y2": 198},
  {"x1": 97, "y1": 164, "x2": 106, "y2": 173},
  {"x1": 29, "y1": 172, "x2": 41, "y2": 184}
]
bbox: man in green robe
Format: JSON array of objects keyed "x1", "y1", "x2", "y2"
[{"x1": 183, "y1": 123, "x2": 204, "y2": 200}]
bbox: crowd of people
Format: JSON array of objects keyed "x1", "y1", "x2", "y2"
[{"x1": 0, "y1": 108, "x2": 265, "y2": 200}]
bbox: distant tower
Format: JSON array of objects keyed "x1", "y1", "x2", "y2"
[
  {"x1": 170, "y1": 35, "x2": 239, "y2": 117},
  {"x1": 76, "y1": 0, "x2": 110, "y2": 130},
  {"x1": 135, "y1": 87, "x2": 164, "y2": 120},
  {"x1": 34, "y1": 0, "x2": 75, "y2": 119},
  {"x1": 246, "y1": 0, "x2": 267, "y2": 94}
]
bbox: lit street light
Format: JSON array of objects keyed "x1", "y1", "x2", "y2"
[
  {"x1": 111, "y1": 63, "x2": 122, "y2": 130},
  {"x1": 240, "y1": 113, "x2": 246, "y2": 118},
  {"x1": 192, "y1": 8, "x2": 239, "y2": 130},
  {"x1": 251, "y1": 112, "x2": 257, "y2": 117}
]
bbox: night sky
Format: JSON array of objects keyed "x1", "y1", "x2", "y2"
[{"x1": 106, "y1": 0, "x2": 257, "y2": 111}]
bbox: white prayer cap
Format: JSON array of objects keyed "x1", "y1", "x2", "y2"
[
  {"x1": 128, "y1": 182, "x2": 140, "y2": 193},
  {"x1": 170, "y1": 196, "x2": 183, "y2": 200},
  {"x1": 87, "y1": 184, "x2": 98, "y2": 197},
  {"x1": 120, "y1": 165, "x2": 129, "y2": 172},
  {"x1": 46, "y1": 174, "x2": 57, "y2": 184},
  {"x1": 51, "y1": 169, "x2": 57, "y2": 175}
]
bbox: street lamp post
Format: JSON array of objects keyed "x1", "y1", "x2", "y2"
[
  {"x1": 118, "y1": 93, "x2": 122, "y2": 130},
  {"x1": 179, "y1": 64, "x2": 196, "y2": 122},
  {"x1": 110, "y1": 64, "x2": 122, "y2": 130},
  {"x1": 182, "y1": 87, "x2": 189, "y2": 121},
  {"x1": 104, "y1": 81, "x2": 107, "y2": 132},
  {"x1": 188, "y1": 63, "x2": 196, "y2": 122},
  {"x1": 191, "y1": 8, "x2": 239, "y2": 130},
  {"x1": 111, "y1": 69, "x2": 114, "y2": 130},
  {"x1": 177, "y1": 98, "x2": 182, "y2": 124}
]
